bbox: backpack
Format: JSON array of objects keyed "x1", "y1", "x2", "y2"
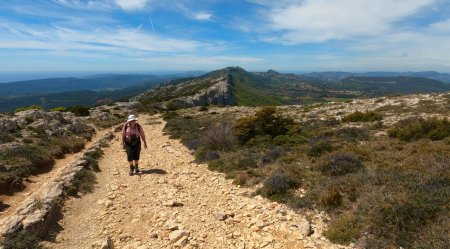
[{"x1": 125, "y1": 123, "x2": 142, "y2": 146}]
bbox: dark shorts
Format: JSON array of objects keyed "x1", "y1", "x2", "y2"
[{"x1": 124, "y1": 140, "x2": 141, "y2": 161}]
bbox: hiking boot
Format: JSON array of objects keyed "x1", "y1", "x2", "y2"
[
  {"x1": 134, "y1": 166, "x2": 140, "y2": 174},
  {"x1": 129, "y1": 165, "x2": 134, "y2": 176}
]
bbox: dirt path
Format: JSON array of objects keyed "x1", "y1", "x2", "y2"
[
  {"x1": 43, "y1": 115, "x2": 343, "y2": 249},
  {"x1": 0, "y1": 129, "x2": 111, "y2": 219}
]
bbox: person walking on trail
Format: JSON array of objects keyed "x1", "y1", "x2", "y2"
[{"x1": 122, "y1": 114, "x2": 147, "y2": 175}]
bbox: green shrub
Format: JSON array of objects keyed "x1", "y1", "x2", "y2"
[
  {"x1": 25, "y1": 117, "x2": 34, "y2": 124},
  {"x1": 233, "y1": 107, "x2": 295, "y2": 144},
  {"x1": 233, "y1": 116, "x2": 256, "y2": 144},
  {"x1": 162, "y1": 111, "x2": 179, "y2": 119},
  {"x1": 65, "y1": 105, "x2": 90, "y2": 117},
  {"x1": 335, "y1": 127, "x2": 369, "y2": 141},
  {"x1": 84, "y1": 148, "x2": 103, "y2": 160},
  {"x1": 388, "y1": 117, "x2": 450, "y2": 141},
  {"x1": 81, "y1": 156, "x2": 100, "y2": 172},
  {"x1": 194, "y1": 148, "x2": 220, "y2": 162},
  {"x1": 307, "y1": 137, "x2": 333, "y2": 157},
  {"x1": 71, "y1": 169, "x2": 96, "y2": 194},
  {"x1": 59, "y1": 136, "x2": 85, "y2": 153},
  {"x1": 259, "y1": 173, "x2": 298, "y2": 198},
  {"x1": 50, "y1": 106, "x2": 66, "y2": 112},
  {"x1": 208, "y1": 159, "x2": 239, "y2": 172},
  {"x1": 237, "y1": 157, "x2": 258, "y2": 168},
  {"x1": 319, "y1": 153, "x2": 364, "y2": 176},
  {"x1": 444, "y1": 137, "x2": 450, "y2": 145},
  {"x1": 0, "y1": 231, "x2": 42, "y2": 249},
  {"x1": 324, "y1": 215, "x2": 361, "y2": 245},
  {"x1": 22, "y1": 137, "x2": 33, "y2": 144},
  {"x1": 0, "y1": 131, "x2": 14, "y2": 144},
  {"x1": 261, "y1": 146, "x2": 283, "y2": 164},
  {"x1": 0, "y1": 145, "x2": 53, "y2": 173},
  {"x1": 66, "y1": 185, "x2": 78, "y2": 196},
  {"x1": 342, "y1": 111, "x2": 382, "y2": 122},
  {"x1": 14, "y1": 105, "x2": 42, "y2": 113},
  {"x1": 273, "y1": 134, "x2": 308, "y2": 146}
]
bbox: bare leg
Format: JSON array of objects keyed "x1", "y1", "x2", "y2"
[
  {"x1": 128, "y1": 161, "x2": 134, "y2": 175},
  {"x1": 134, "y1": 160, "x2": 140, "y2": 173}
]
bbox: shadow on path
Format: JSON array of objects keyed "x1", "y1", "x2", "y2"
[
  {"x1": 0, "y1": 202, "x2": 11, "y2": 212},
  {"x1": 139, "y1": 169, "x2": 167, "y2": 175}
]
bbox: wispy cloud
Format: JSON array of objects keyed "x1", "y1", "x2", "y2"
[
  {"x1": 262, "y1": 0, "x2": 438, "y2": 43},
  {"x1": 0, "y1": 21, "x2": 200, "y2": 54},
  {"x1": 115, "y1": 0, "x2": 152, "y2": 11}
]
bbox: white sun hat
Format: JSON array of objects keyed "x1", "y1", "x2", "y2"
[{"x1": 127, "y1": 114, "x2": 138, "y2": 122}]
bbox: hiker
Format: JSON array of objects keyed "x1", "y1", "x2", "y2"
[{"x1": 122, "y1": 114, "x2": 147, "y2": 175}]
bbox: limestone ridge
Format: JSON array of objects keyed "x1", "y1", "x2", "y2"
[{"x1": 131, "y1": 67, "x2": 237, "y2": 109}]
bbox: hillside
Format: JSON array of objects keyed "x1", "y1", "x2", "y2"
[
  {"x1": 303, "y1": 71, "x2": 450, "y2": 83},
  {"x1": 0, "y1": 92, "x2": 449, "y2": 248},
  {"x1": 133, "y1": 67, "x2": 450, "y2": 110}
]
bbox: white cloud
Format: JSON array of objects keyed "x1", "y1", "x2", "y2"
[
  {"x1": 115, "y1": 0, "x2": 151, "y2": 11},
  {"x1": 264, "y1": 0, "x2": 438, "y2": 43},
  {"x1": 194, "y1": 12, "x2": 213, "y2": 21}
]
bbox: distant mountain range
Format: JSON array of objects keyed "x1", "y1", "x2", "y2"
[
  {"x1": 133, "y1": 67, "x2": 450, "y2": 110},
  {"x1": 0, "y1": 74, "x2": 171, "y2": 97},
  {"x1": 1, "y1": 68, "x2": 449, "y2": 112},
  {"x1": 301, "y1": 71, "x2": 450, "y2": 83}
]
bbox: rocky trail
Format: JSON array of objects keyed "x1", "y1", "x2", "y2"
[
  {"x1": 41, "y1": 115, "x2": 345, "y2": 249},
  {"x1": 0, "y1": 129, "x2": 111, "y2": 219}
]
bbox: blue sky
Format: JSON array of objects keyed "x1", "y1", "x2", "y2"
[{"x1": 1, "y1": 0, "x2": 450, "y2": 76}]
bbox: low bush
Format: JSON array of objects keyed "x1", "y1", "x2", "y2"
[
  {"x1": 319, "y1": 185, "x2": 342, "y2": 209},
  {"x1": 50, "y1": 106, "x2": 66, "y2": 112},
  {"x1": 342, "y1": 111, "x2": 382, "y2": 122},
  {"x1": 335, "y1": 127, "x2": 369, "y2": 141},
  {"x1": 0, "y1": 131, "x2": 14, "y2": 144},
  {"x1": 81, "y1": 156, "x2": 100, "y2": 172},
  {"x1": 70, "y1": 169, "x2": 96, "y2": 194},
  {"x1": 208, "y1": 159, "x2": 239, "y2": 172},
  {"x1": 233, "y1": 107, "x2": 295, "y2": 144},
  {"x1": 388, "y1": 117, "x2": 450, "y2": 141},
  {"x1": 324, "y1": 215, "x2": 361, "y2": 245},
  {"x1": 319, "y1": 153, "x2": 364, "y2": 176},
  {"x1": 442, "y1": 136, "x2": 450, "y2": 145},
  {"x1": 233, "y1": 170, "x2": 263, "y2": 187},
  {"x1": 65, "y1": 105, "x2": 90, "y2": 117},
  {"x1": 237, "y1": 157, "x2": 258, "y2": 169},
  {"x1": 0, "y1": 230, "x2": 42, "y2": 249},
  {"x1": 307, "y1": 137, "x2": 333, "y2": 157},
  {"x1": 84, "y1": 148, "x2": 103, "y2": 160},
  {"x1": 194, "y1": 148, "x2": 220, "y2": 162},
  {"x1": 200, "y1": 122, "x2": 236, "y2": 151},
  {"x1": 162, "y1": 111, "x2": 179, "y2": 119},
  {"x1": 258, "y1": 173, "x2": 298, "y2": 199},
  {"x1": 14, "y1": 105, "x2": 42, "y2": 113},
  {"x1": 0, "y1": 145, "x2": 53, "y2": 173},
  {"x1": 261, "y1": 146, "x2": 283, "y2": 164},
  {"x1": 273, "y1": 134, "x2": 308, "y2": 146}
]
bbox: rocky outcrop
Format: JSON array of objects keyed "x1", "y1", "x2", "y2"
[
  {"x1": 131, "y1": 71, "x2": 236, "y2": 110},
  {"x1": 87, "y1": 101, "x2": 143, "y2": 123},
  {"x1": 0, "y1": 132, "x2": 114, "y2": 239}
]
